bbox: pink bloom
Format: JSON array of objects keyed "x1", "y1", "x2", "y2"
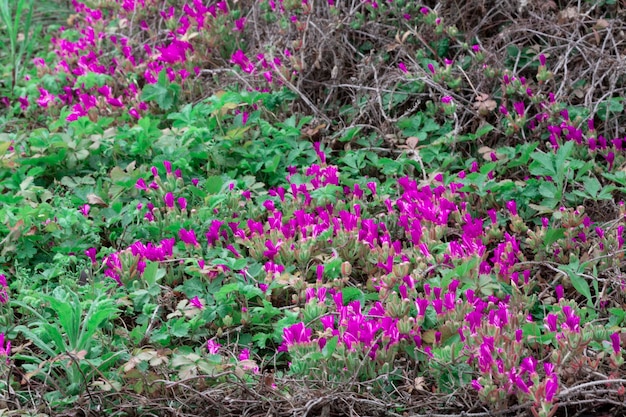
[
  {"x1": 18, "y1": 96, "x2": 28, "y2": 110},
  {"x1": 0, "y1": 333, "x2": 10, "y2": 363},
  {"x1": 206, "y1": 339, "x2": 220, "y2": 354},
  {"x1": 233, "y1": 17, "x2": 246, "y2": 31},
  {"x1": 37, "y1": 88, "x2": 55, "y2": 108},
  {"x1": 106, "y1": 97, "x2": 124, "y2": 107},
  {"x1": 135, "y1": 178, "x2": 148, "y2": 191},
  {"x1": 157, "y1": 40, "x2": 192, "y2": 64},
  {"x1": 79, "y1": 204, "x2": 90, "y2": 217},
  {"x1": 179, "y1": 228, "x2": 199, "y2": 246},
  {"x1": 398, "y1": 62, "x2": 408, "y2": 73},
  {"x1": 279, "y1": 322, "x2": 312, "y2": 351},
  {"x1": 85, "y1": 248, "x2": 97, "y2": 264},
  {"x1": 554, "y1": 285, "x2": 564, "y2": 301},
  {"x1": 611, "y1": 332, "x2": 621, "y2": 354},
  {"x1": 164, "y1": 192, "x2": 175, "y2": 208},
  {"x1": 189, "y1": 296, "x2": 204, "y2": 309},
  {"x1": 239, "y1": 348, "x2": 250, "y2": 361},
  {"x1": 506, "y1": 200, "x2": 517, "y2": 216},
  {"x1": 544, "y1": 314, "x2": 558, "y2": 332},
  {"x1": 545, "y1": 374, "x2": 558, "y2": 402}
]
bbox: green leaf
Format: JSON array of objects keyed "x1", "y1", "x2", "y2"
[
  {"x1": 171, "y1": 318, "x2": 190, "y2": 338},
  {"x1": 322, "y1": 336, "x2": 338, "y2": 359},
  {"x1": 561, "y1": 260, "x2": 593, "y2": 306},
  {"x1": 544, "y1": 228, "x2": 565, "y2": 246},
  {"x1": 141, "y1": 69, "x2": 180, "y2": 110},
  {"x1": 341, "y1": 287, "x2": 364, "y2": 304},
  {"x1": 205, "y1": 176, "x2": 223, "y2": 194},
  {"x1": 143, "y1": 261, "x2": 161, "y2": 286}
]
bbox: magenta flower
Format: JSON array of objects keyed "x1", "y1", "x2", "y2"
[
  {"x1": 610, "y1": 332, "x2": 621, "y2": 354},
  {"x1": 206, "y1": 339, "x2": 220, "y2": 354},
  {"x1": 513, "y1": 101, "x2": 525, "y2": 117},
  {"x1": 0, "y1": 274, "x2": 8, "y2": 304},
  {"x1": 279, "y1": 322, "x2": 312, "y2": 351},
  {"x1": 545, "y1": 374, "x2": 558, "y2": 402},
  {"x1": 233, "y1": 17, "x2": 246, "y2": 31},
  {"x1": 156, "y1": 40, "x2": 192, "y2": 64},
  {"x1": 316, "y1": 264, "x2": 324, "y2": 282},
  {"x1": 230, "y1": 50, "x2": 255, "y2": 74},
  {"x1": 163, "y1": 160, "x2": 172, "y2": 175},
  {"x1": 562, "y1": 306, "x2": 580, "y2": 333},
  {"x1": 189, "y1": 296, "x2": 204, "y2": 309},
  {"x1": 85, "y1": 248, "x2": 97, "y2": 265},
  {"x1": 441, "y1": 96, "x2": 453, "y2": 104},
  {"x1": 0, "y1": 333, "x2": 10, "y2": 363},
  {"x1": 18, "y1": 96, "x2": 28, "y2": 111},
  {"x1": 164, "y1": 192, "x2": 174, "y2": 209},
  {"x1": 544, "y1": 313, "x2": 558, "y2": 332},
  {"x1": 606, "y1": 152, "x2": 615, "y2": 170},
  {"x1": 135, "y1": 178, "x2": 148, "y2": 191},
  {"x1": 506, "y1": 200, "x2": 517, "y2": 216},
  {"x1": 37, "y1": 88, "x2": 55, "y2": 108},
  {"x1": 555, "y1": 285, "x2": 564, "y2": 301},
  {"x1": 398, "y1": 62, "x2": 408, "y2": 73},
  {"x1": 539, "y1": 54, "x2": 546, "y2": 66},
  {"x1": 367, "y1": 181, "x2": 377, "y2": 196},
  {"x1": 179, "y1": 228, "x2": 199, "y2": 247},
  {"x1": 177, "y1": 197, "x2": 187, "y2": 210},
  {"x1": 79, "y1": 204, "x2": 90, "y2": 217},
  {"x1": 427, "y1": 63, "x2": 435, "y2": 74}
]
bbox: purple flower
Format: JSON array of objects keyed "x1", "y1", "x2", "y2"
[
  {"x1": 398, "y1": 62, "x2": 408, "y2": 73},
  {"x1": 0, "y1": 333, "x2": 10, "y2": 363},
  {"x1": 545, "y1": 374, "x2": 558, "y2": 402},
  {"x1": 79, "y1": 204, "x2": 90, "y2": 217},
  {"x1": 545, "y1": 313, "x2": 558, "y2": 332},
  {"x1": 279, "y1": 322, "x2": 312, "y2": 351},
  {"x1": 520, "y1": 356, "x2": 537, "y2": 374},
  {"x1": 85, "y1": 248, "x2": 97, "y2": 265},
  {"x1": 427, "y1": 63, "x2": 435, "y2": 74},
  {"x1": 179, "y1": 228, "x2": 199, "y2": 246},
  {"x1": 367, "y1": 181, "x2": 377, "y2": 196},
  {"x1": 441, "y1": 96, "x2": 453, "y2": 104},
  {"x1": 206, "y1": 339, "x2": 220, "y2": 354},
  {"x1": 513, "y1": 101, "x2": 525, "y2": 117},
  {"x1": 233, "y1": 17, "x2": 246, "y2": 31},
  {"x1": 163, "y1": 160, "x2": 172, "y2": 175},
  {"x1": 164, "y1": 192, "x2": 175, "y2": 209},
  {"x1": 316, "y1": 264, "x2": 324, "y2": 282},
  {"x1": 611, "y1": 332, "x2": 621, "y2": 354},
  {"x1": 562, "y1": 306, "x2": 580, "y2": 333},
  {"x1": 539, "y1": 54, "x2": 546, "y2": 66},
  {"x1": 190, "y1": 296, "x2": 204, "y2": 309},
  {"x1": 554, "y1": 285, "x2": 564, "y2": 301},
  {"x1": 506, "y1": 200, "x2": 517, "y2": 216}
]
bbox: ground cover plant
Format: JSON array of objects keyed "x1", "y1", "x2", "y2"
[{"x1": 2, "y1": 0, "x2": 626, "y2": 416}]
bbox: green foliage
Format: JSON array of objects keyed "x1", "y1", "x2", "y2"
[{"x1": 141, "y1": 69, "x2": 181, "y2": 111}]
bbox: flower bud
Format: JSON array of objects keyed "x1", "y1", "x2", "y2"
[{"x1": 341, "y1": 261, "x2": 352, "y2": 277}]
